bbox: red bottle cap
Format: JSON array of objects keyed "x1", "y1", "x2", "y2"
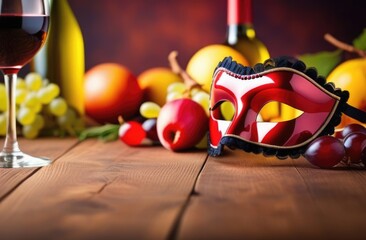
[{"x1": 227, "y1": 0, "x2": 252, "y2": 25}]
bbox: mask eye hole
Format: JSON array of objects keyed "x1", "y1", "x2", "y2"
[
  {"x1": 258, "y1": 101, "x2": 304, "y2": 122},
  {"x1": 211, "y1": 100, "x2": 236, "y2": 121}
]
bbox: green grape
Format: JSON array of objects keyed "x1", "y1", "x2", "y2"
[
  {"x1": 167, "y1": 82, "x2": 187, "y2": 94},
  {"x1": 25, "y1": 72, "x2": 43, "y2": 91},
  {"x1": 0, "y1": 113, "x2": 6, "y2": 136},
  {"x1": 32, "y1": 114, "x2": 45, "y2": 130},
  {"x1": 0, "y1": 83, "x2": 7, "y2": 111},
  {"x1": 32, "y1": 102, "x2": 43, "y2": 113},
  {"x1": 49, "y1": 97, "x2": 68, "y2": 116},
  {"x1": 17, "y1": 107, "x2": 36, "y2": 126},
  {"x1": 57, "y1": 108, "x2": 76, "y2": 128},
  {"x1": 22, "y1": 124, "x2": 39, "y2": 139},
  {"x1": 166, "y1": 91, "x2": 183, "y2": 102},
  {"x1": 16, "y1": 78, "x2": 26, "y2": 89},
  {"x1": 192, "y1": 91, "x2": 210, "y2": 116},
  {"x1": 190, "y1": 87, "x2": 201, "y2": 97},
  {"x1": 139, "y1": 101, "x2": 161, "y2": 119},
  {"x1": 24, "y1": 92, "x2": 41, "y2": 109},
  {"x1": 36, "y1": 87, "x2": 52, "y2": 104},
  {"x1": 46, "y1": 83, "x2": 60, "y2": 99},
  {"x1": 37, "y1": 83, "x2": 60, "y2": 104},
  {"x1": 16, "y1": 89, "x2": 27, "y2": 105},
  {"x1": 220, "y1": 101, "x2": 235, "y2": 120}
]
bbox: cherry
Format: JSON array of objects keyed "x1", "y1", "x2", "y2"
[
  {"x1": 304, "y1": 136, "x2": 345, "y2": 168},
  {"x1": 343, "y1": 132, "x2": 366, "y2": 164},
  {"x1": 119, "y1": 121, "x2": 147, "y2": 146}
]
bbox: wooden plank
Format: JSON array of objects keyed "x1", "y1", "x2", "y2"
[
  {"x1": 0, "y1": 139, "x2": 207, "y2": 239},
  {"x1": 0, "y1": 138, "x2": 79, "y2": 200},
  {"x1": 177, "y1": 148, "x2": 366, "y2": 239}
]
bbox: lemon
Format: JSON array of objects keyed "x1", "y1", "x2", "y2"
[
  {"x1": 186, "y1": 44, "x2": 249, "y2": 93},
  {"x1": 138, "y1": 67, "x2": 182, "y2": 106},
  {"x1": 327, "y1": 58, "x2": 366, "y2": 128}
]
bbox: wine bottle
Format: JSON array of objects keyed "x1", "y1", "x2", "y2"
[
  {"x1": 225, "y1": 0, "x2": 281, "y2": 121},
  {"x1": 31, "y1": 0, "x2": 85, "y2": 115},
  {"x1": 225, "y1": 0, "x2": 270, "y2": 66}
]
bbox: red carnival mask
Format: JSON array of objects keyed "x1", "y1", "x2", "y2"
[{"x1": 208, "y1": 57, "x2": 366, "y2": 159}]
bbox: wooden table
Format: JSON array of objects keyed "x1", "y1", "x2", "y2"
[{"x1": 1, "y1": 138, "x2": 366, "y2": 239}]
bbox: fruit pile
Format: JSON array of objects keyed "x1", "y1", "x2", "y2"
[
  {"x1": 81, "y1": 51, "x2": 213, "y2": 151},
  {"x1": 0, "y1": 72, "x2": 83, "y2": 138},
  {"x1": 80, "y1": 45, "x2": 247, "y2": 151},
  {"x1": 79, "y1": 36, "x2": 366, "y2": 168}
]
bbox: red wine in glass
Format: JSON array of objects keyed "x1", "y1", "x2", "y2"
[
  {"x1": 0, "y1": 0, "x2": 50, "y2": 168},
  {"x1": 0, "y1": 14, "x2": 48, "y2": 74}
]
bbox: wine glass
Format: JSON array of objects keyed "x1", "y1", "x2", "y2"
[{"x1": 0, "y1": 0, "x2": 50, "y2": 168}]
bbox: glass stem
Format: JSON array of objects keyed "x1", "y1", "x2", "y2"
[{"x1": 3, "y1": 73, "x2": 20, "y2": 153}]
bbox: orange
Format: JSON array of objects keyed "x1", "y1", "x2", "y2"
[
  {"x1": 186, "y1": 44, "x2": 249, "y2": 93},
  {"x1": 327, "y1": 58, "x2": 366, "y2": 128},
  {"x1": 84, "y1": 63, "x2": 142, "y2": 124}
]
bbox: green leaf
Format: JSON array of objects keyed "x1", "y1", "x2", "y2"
[
  {"x1": 298, "y1": 50, "x2": 342, "y2": 77},
  {"x1": 78, "y1": 124, "x2": 120, "y2": 142},
  {"x1": 353, "y1": 28, "x2": 366, "y2": 51}
]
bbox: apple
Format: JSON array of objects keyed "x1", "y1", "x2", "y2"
[{"x1": 157, "y1": 98, "x2": 208, "y2": 151}]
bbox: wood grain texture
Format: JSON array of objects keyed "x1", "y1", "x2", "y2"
[
  {"x1": 0, "y1": 139, "x2": 207, "y2": 239},
  {"x1": 0, "y1": 138, "x2": 79, "y2": 200},
  {"x1": 177, "y1": 148, "x2": 366, "y2": 240}
]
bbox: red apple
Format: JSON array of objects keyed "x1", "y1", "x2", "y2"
[{"x1": 157, "y1": 98, "x2": 208, "y2": 151}]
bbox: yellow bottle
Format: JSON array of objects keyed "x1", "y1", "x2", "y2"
[
  {"x1": 225, "y1": 0, "x2": 281, "y2": 121},
  {"x1": 31, "y1": 0, "x2": 85, "y2": 115},
  {"x1": 225, "y1": 0, "x2": 270, "y2": 66}
]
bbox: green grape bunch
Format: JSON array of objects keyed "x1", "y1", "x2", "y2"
[{"x1": 0, "y1": 72, "x2": 84, "y2": 139}]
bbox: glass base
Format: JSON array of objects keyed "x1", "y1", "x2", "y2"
[{"x1": 0, "y1": 151, "x2": 51, "y2": 168}]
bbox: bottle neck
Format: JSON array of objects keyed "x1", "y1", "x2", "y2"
[
  {"x1": 227, "y1": 0, "x2": 252, "y2": 25},
  {"x1": 226, "y1": 0, "x2": 256, "y2": 43}
]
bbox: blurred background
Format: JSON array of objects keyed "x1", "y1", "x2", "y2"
[{"x1": 62, "y1": 0, "x2": 365, "y2": 75}]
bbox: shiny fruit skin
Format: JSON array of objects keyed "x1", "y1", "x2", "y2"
[
  {"x1": 339, "y1": 123, "x2": 366, "y2": 139},
  {"x1": 137, "y1": 67, "x2": 183, "y2": 106},
  {"x1": 119, "y1": 121, "x2": 146, "y2": 146},
  {"x1": 84, "y1": 63, "x2": 142, "y2": 124},
  {"x1": 142, "y1": 118, "x2": 159, "y2": 143},
  {"x1": 186, "y1": 44, "x2": 249, "y2": 93},
  {"x1": 343, "y1": 132, "x2": 366, "y2": 164},
  {"x1": 157, "y1": 98, "x2": 208, "y2": 151},
  {"x1": 304, "y1": 136, "x2": 345, "y2": 168},
  {"x1": 327, "y1": 58, "x2": 366, "y2": 128}
]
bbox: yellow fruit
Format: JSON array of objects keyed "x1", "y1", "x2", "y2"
[
  {"x1": 327, "y1": 58, "x2": 366, "y2": 128},
  {"x1": 137, "y1": 67, "x2": 183, "y2": 106},
  {"x1": 186, "y1": 44, "x2": 249, "y2": 93}
]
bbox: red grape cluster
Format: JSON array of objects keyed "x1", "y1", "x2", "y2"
[{"x1": 304, "y1": 123, "x2": 366, "y2": 168}]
